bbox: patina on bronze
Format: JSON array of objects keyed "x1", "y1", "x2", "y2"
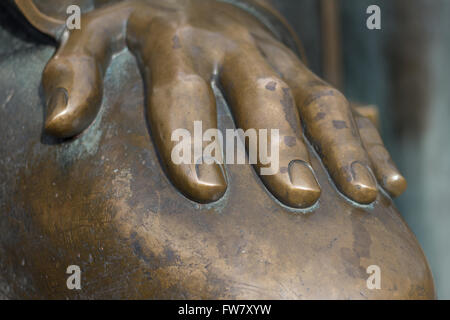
[
  {"x1": 14, "y1": 0, "x2": 407, "y2": 207},
  {"x1": 0, "y1": 0, "x2": 434, "y2": 299}
]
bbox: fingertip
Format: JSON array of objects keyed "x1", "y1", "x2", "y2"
[
  {"x1": 167, "y1": 162, "x2": 228, "y2": 204},
  {"x1": 42, "y1": 55, "x2": 103, "y2": 138},
  {"x1": 286, "y1": 185, "x2": 321, "y2": 209},
  {"x1": 44, "y1": 87, "x2": 76, "y2": 138},
  {"x1": 193, "y1": 162, "x2": 228, "y2": 203},
  {"x1": 287, "y1": 160, "x2": 321, "y2": 208},
  {"x1": 382, "y1": 173, "x2": 407, "y2": 198},
  {"x1": 339, "y1": 162, "x2": 378, "y2": 204},
  {"x1": 263, "y1": 160, "x2": 321, "y2": 209},
  {"x1": 44, "y1": 114, "x2": 71, "y2": 138}
]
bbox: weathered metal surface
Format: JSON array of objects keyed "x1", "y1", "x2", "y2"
[
  {"x1": 0, "y1": 46, "x2": 434, "y2": 299},
  {"x1": 0, "y1": 0, "x2": 435, "y2": 299}
]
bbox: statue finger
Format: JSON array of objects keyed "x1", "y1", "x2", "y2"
[
  {"x1": 220, "y1": 45, "x2": 320, "y2": 208},
  {"x1": 42, "y1": 4, "x2": 135, "y2": 138},
  {"x1": 257, "y1": 38, "x2": 378, "y2": 204},
  {"x1": 354, "y1": 111, "x2": 407, "y2": 197},
  {"x1": 128, "y1": 15, "x2": 227, "y2": 204}
]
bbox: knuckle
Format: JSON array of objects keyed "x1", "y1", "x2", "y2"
[
  {"x1": 304, "y1": 87, "x2": 346, "y2": 107},
  {"x1": 256, "y1": 77, "x2": 289, "y2": 93}
]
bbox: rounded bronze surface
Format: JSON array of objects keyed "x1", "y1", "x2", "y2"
[{"x1": 0, "y1": 44, "x2": 434, "y2": 299}]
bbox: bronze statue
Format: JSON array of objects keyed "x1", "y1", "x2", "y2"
[{"x1": 0, "y1": 0, "x2": 434, "y2": 299}]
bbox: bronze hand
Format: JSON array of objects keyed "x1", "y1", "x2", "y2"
[{"x1": 16, "y1": 0, "x2": 406, "y2": 207}]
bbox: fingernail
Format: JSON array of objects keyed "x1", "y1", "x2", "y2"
[
  {"x1": 383, "y1": 173, "x2": 407, "y2": 198},
  {"x1": 287, "y1": 160, "x2": 321, "y2": 208},
  {"x1": 44, "y1": 87, "x2": 69, "y2": 137},
  {"x1": 349, "y1": 161, "x2": 377, "y2": 204},
  {"x1": 195, "y1": 162, "x2": 227, "y2": 202}
]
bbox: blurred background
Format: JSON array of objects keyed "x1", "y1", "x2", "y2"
[{"x1": 272, "y1": 0, "x2": 450, "y2": 298}]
